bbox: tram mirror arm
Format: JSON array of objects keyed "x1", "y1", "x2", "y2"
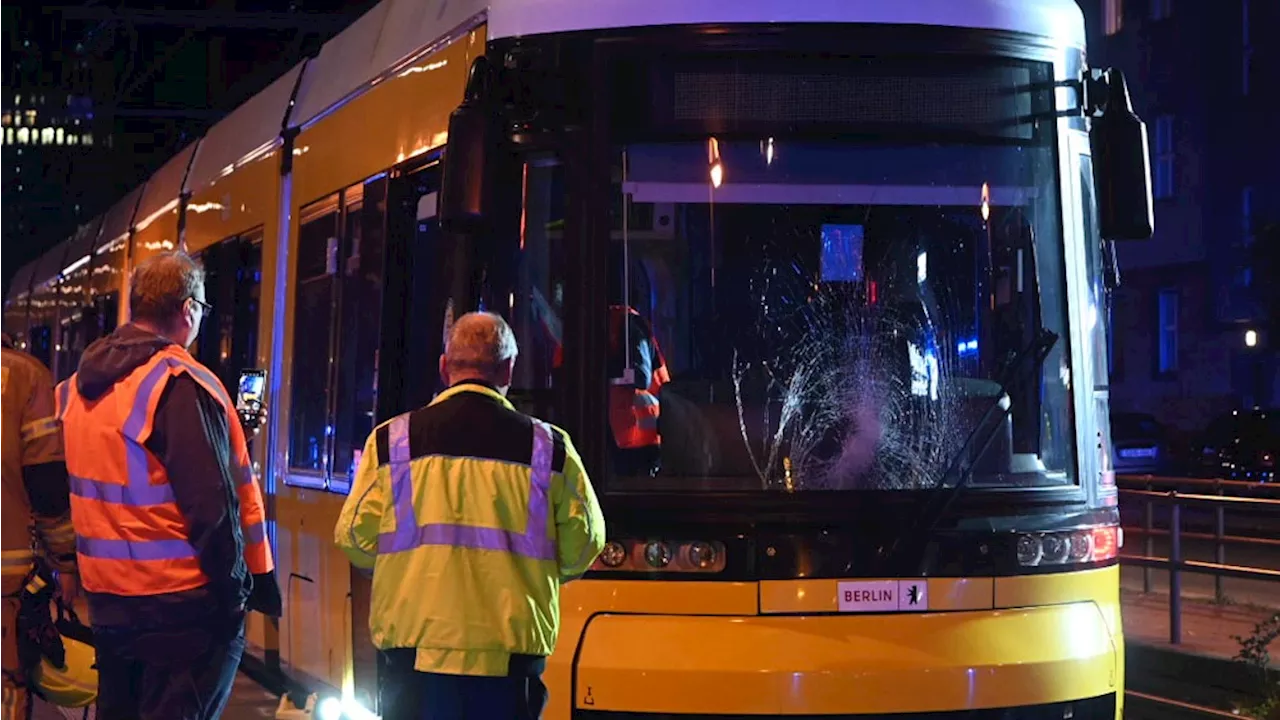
[
  {"x1": 1085, "y1": 68, "x2": 1155, "y2": 242},
  {"x1": 440, "y1": 56, "x2": 499, "y2": 235}
]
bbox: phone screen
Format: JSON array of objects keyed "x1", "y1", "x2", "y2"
[{"x1": 238, "y1": 371, "x2": 265, "y2": 407}]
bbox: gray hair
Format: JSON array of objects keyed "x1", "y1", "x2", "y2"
[
  {"x1": 129, "y1": 251, "x2": 206, "y2": 325},
  {"x1": 445, "y1": 311, "x2": 518, "y2": 378}
]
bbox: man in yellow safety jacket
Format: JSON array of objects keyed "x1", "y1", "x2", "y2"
[
  {"x1": 2, "y1": 332, "x2": 78, "y2": 720},
  {"x1": 58, "y1": 251, "x2": 281, "y2": 720},
  {"x1": 335, "y1": 311, "x2": 606, "y2": 720}
]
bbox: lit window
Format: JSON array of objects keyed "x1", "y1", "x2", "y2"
[
  {"x1": 24, "y1": 110, "x2": 36, "y2": 125},
  {"x1": 3, "y1": 128, "x2": 11, "y2": 145},
  {"x1": 40, "y1": 127, "x2": 54, "y2": 145},
  {"x1": 1104, "y1": 0, "x2": 1123, "y2": 35},
  {"x1": 1150, "y1": 0, "x2": 1170, "y2": 20},
  {"x1": 66, "y1": 133, "x2": 78, "y2": 146},
  {"x1": 1, "y1": 113, "x2": 9, "y2": 127},
  {"x1": 54, "y1": 127, "x2": 64, "y2": 145},
  {"x1": 16, "y1": 127, "x2": 29, "y2": 144},
  {"x1": 82, "y1": 133, "x2": 93, "y2": 146},
  {"x1": 1157, "y1": 289, "x2": 1178, "y2": 374},
  {"x1": 1152, "y1": 115, "x2": 1174, "y2": 199}
]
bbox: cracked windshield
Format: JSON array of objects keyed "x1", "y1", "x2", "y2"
[{"x1": 605, "y1": 128, "x2": 1073, "y2": 492}]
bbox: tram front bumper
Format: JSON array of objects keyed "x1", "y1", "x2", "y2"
[{"x1": 571, "y1": 603, "x2": 1119, "y2": 717}]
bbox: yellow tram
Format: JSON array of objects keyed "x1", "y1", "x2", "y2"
[{"x1": 5, "y1": 1, "x2": 1157, "y2": 717}]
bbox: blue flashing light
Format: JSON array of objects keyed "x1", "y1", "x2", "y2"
[{"x1": 957, "y1": 338, "x2": 979, "y2": 356}]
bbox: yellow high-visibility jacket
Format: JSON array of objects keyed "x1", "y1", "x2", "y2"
[{"x1": 334, "y1": 383, "x2": 606, "y2": 677}]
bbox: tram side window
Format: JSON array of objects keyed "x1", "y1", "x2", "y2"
[
  {"x1": 332, "y1": 180, "x2": 387, "y2": 491},
  {"x1": 56, "y1": 313, "x2": 94, "y2": 382},
  {"x1": 289, "y1": 195, "x2": 341, "y2": 479},
  {"x1": 498, "y1": 156, "x2": 565, "y2": 421},
  {"x1": 287, "y1": 181, "x2": 385, "y2": 492},
  {"x1": 96, "y1": 293, "x2": 119, "y2": 337},
  {"x1": 194, "y1": 231, "x2": 263, "y2": 394},
  {"x1": 29, "y1": 325, "x2": 52, "y2": 368}
]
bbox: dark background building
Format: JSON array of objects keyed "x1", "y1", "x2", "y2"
[
  {"x1": 2, "y1": 0, "x2": 377, "y2": 294},
  {"x1": 1081, "y1": 0, "x2": 1279, "y2": 429}
]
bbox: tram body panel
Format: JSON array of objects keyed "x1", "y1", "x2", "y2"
[
  {"x1": 184, "y1": 149, "x2": 281, "y2": 256},
  {"x1": 571, "y1": 603, "x2": 1114, "y2": 716},
  {"x1": 275, "y1": 486, "x2": 353, "y2": 689},
  {"x1": 553, "y1": 568, "x2": 1121, "y2": 719},
  {"x1": 132, "y1": 143, "x2": 200, "y2": 268},
  {"x1": 3, "y1": 260, "x2": 37, "y2": 343},
  {"x1": 289, "y1": 28, "x2": 483, "y2": 208}
]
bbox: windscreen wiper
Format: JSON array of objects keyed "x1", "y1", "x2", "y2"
[{"x1": 880, "y1": 328, "x2": 1059, "y2": 574}]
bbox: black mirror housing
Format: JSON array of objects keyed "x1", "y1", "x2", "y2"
[
  {"x1": 439, "y1": 57, "x2": 498, "y2": 235},
  {"x1": 1088, "y1": 69, "x2": 1155, "y2": 241}
]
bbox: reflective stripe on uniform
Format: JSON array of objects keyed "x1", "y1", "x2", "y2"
[
  {"x1": 77, "y1": 536, "x2": 197, "y2": 561},
  {"x1": 56, "y1": 378, "x2": 72, "y2": 420},
  {"x1": 377, "y1": 414, "x2": 557, "y2": 561},
  {"x1": 0, "y1": 551, "x2": 33, "y2": 577},
  {"x1": 18, "y1": 416, "x2": 59, "y2": 443}
]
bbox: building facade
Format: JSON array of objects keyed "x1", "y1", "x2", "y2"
[
  {"x1": 2, "y1": 10, "x2": 111, "y2": 280},
  {"x1": 1084, "y1": 0, "x2": 1279, "y2": 431}
]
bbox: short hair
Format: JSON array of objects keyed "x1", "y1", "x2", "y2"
[
  {"x1": 129, "y1": 251, "x2": 205, "y2": 325},
  {"x1": 445, "y1": 312, "x2": 518, "y2": 378}
]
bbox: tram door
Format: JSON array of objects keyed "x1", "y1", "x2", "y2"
[{"x1": 349, "y1": 159, "x2": 457, "y2": 711}]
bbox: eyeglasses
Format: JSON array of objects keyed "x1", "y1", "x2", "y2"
[{"x1": 190, "y1": 297, "x2": 213, "y2": 314}]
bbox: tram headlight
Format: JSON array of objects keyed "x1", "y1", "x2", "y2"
[
  {"x1": 1015, "y1": 526, "x2": 1120, "y2": 569},
  {"x1": 599, "y1": 541, "x2": 627, "y2": 568},
  {"x1": 1041, "y1": 533, "x2": 1070, "y2": 564},
  {"x1": 589, "y1": 538, "x2": 727, "y2": 573},
  {"x1": 687, "y1": 541, "x2": 718, "y2": 569},
  {"x1": 1068, "y1": 531, "x2": 1093, "y2": 562},
  {"x1": 1015, "y1": 534, "x2": 1043, "y2": 567},
  {"x1": 644, "y1": 541, "x2": 672, "y2": 568}
]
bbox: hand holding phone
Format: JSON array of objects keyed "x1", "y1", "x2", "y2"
[{"x1": 236, "y1": 370, "x2": 268, "y2": 434}]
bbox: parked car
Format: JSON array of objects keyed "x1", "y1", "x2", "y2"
[
  {"x1": 1191, "y1": 408, "x2": 1279, "y2": 482},
  {"x1": 1110, "y1": 412, "x2": 1171, "y2": 475}
]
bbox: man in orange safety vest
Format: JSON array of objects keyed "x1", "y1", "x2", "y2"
[{"x1": 58, "y1": 251, "x2": 281, "y2": 720}]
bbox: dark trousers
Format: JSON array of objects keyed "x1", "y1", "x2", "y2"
[
  {"x1": 93, "y1": 611, "x2": 246, "y2": 720},
  {"x1": 380, "y1": 649, "x2": 548, "y2": 720}
]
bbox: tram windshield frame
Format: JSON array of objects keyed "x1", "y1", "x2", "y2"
[{"x1": 488, "y1": 29, "x2": 1091, "y2": 506}]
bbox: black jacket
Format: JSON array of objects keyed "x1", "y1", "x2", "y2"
[{"x1": 76, "y1": 324, "x2": 282, "y2": 627}]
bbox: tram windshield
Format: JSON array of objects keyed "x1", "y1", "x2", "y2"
[{"x1": 606, "y1": 134, "x2": 1072, "y2": 492}]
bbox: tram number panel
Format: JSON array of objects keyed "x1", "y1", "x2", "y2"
[{"x1": 837, "y1": 580, "x2": 930, "y2": 612}]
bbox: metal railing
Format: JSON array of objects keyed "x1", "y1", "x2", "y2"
[{"x1": 1117, "y1": 474, "x2": 1280, "y2": 645}]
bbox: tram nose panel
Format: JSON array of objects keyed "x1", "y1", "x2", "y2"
[{"x1": 572, "y1": 603, "x2": 1116, "y2": 716}]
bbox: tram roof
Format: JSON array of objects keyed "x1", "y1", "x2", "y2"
[{"x1": 487, "y1": 0, "x2": 1086, "y2": 48}]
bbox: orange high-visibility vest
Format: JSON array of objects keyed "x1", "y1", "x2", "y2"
[
  {"x1": 607, "y1": 306, "x2": 670, "y2": 450},
  {"x1": 56, "y1": 343, "x2": 274, "y2": 597}
]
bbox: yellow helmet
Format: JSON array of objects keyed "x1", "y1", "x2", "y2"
[{"x1": 30, "y1": 629, "x2": 97, "y2": 708}]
